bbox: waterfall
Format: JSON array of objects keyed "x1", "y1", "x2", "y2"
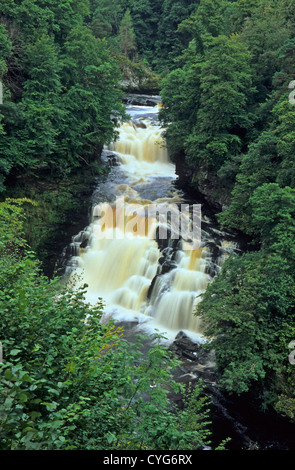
[
  {"x1": 69, "y1": 100, "x2": 214, "y2": 343},
  {"x1": 109, "y1": 118, "x2": 175, "y2": 178},
  {"x1": 149, "y1": 248, "x2": 209, "y2": 333}
]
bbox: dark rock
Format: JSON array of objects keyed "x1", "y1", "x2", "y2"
[
  {"x1": 80, "y1": 238, "x2": 89, "y2": 249},
  {"x1": 135, "y1": 121, "x2": 147, "y2": 129},
  {"x1": 169, "y1": 331, "x2": 201, "y2": 361},
  {"x1": 160, "y1": 260, "x2": 178, "y2": 275},
  {"x1": 123, "y1": 94, "x2": 161, "y2": 107}
]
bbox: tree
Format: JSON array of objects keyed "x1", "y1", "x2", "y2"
[
  {"x1": 90, "y1": 0, "x2": 123, "y2": 39},
  {"x1": 235, "y1": 0, "x2": 291, "y2": 103},
  {"x1": 249, "y1": 183, "x2": 295, "y2": 256},
  {"x1": 197, "y1": 249, "x2": 295, "y2": 403},
  {"x1": 0, "y1": 199, "x2": 213, "y2": 450},
  {"x1": 0, "y1": 32, "x2": 63, "y2": 178},
  {"x1": 0, "y1": 1, "x2": 125, "y2": 192},
  {"x1": 160, "y1": 5, "x2": 255, "y2": 188},
  {"x1": 218, "y1": 130, "x2": 278, "y2": 234},
  {"x1": 219, "y1": 87, "x2": 295, "y2": 234},
  {"x1": 58, "y1": 25, "x2": 125, "y2": 172},
  {"x1": 197, "y1": 182, "x2": 295, "y2": 410},
  {"x1": 119, "y1": 9, "x2": 137, "y2": 60},
  {"x1": 160, "y1": 51, "x2": 201, "y2": 156}
]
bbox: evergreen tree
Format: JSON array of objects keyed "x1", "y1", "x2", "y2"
[
  {"x1": 0, "y1": 0, "x2": 125, "y2": 189},
  {"x1": 119, "y1": 9, "x2": 137, "y2": 60},
  {"x1": 57, "y1": 25, "x2": 125, "y2": 172},
  {"x1": 160, "y1": 2, "x2": 255, "y2": 190},
  {"x1": 155, "y1": 0, "x2": 199, "y2": 72}
]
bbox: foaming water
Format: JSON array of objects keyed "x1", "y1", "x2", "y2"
[
  {"x1": 109, "y1": 120, "x2": 175, "y2": 178},
  {"x1": 111, "y1": 121, "x2": 167, "y2": 163},
  {"x1": 144, "y1": 248, "x2": 210, "y2": 341},
  {"x1": 69, "y1": 103, "x2": 211, "y2": 343}
]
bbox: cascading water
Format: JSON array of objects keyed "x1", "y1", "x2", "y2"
[
  {"x1": 67, "y1": 99, "x2": 232, "y2": 343},
  {"x1": 63, "y1": 97, "x2": 295, "y2": 451},
  {"x1": 146, "y1": 247, "x2": 209, "y2": 334}
]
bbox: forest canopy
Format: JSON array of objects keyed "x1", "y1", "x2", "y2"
[
  {"x1": 158, "y1": 0, "x2": 295, "y2": 417},
  {"x1": 1, "y1": 0, "x2": 295, "y2": 441}
]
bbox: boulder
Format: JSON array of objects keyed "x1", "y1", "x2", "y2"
[{"x1": 169, "y1": 331, "x2": 201, "y2": 361}]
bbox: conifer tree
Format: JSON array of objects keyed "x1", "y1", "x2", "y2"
[{"x1": 119, "y1": 9, "x2": 137, "y2": 60}]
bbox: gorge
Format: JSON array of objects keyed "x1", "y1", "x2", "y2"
[
  {"x1": 65, "y1": 97, "x2": 236, "y2": 343},
  {"x1": 2, "y1": 0, "x2": 295, "y2": 453},
  {"x1": 60, "y1": 96, "x2": 295, "y2": 450}
]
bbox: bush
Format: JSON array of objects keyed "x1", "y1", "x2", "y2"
[{"x1": 0, "y1": 199, "x2": 212, "y2": 450}]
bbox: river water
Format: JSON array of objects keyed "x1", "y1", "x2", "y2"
[
  {"x1": 65, "y1": 98, "x2": 237, "y2": 345},
  {"x1": 63, "y1": 96, "x2": 295, "y2": 450}
]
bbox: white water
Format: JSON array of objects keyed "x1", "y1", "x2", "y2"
[
  {"x1": 110, "y1": 119, "x2": 175, "y2": 178},
  {"x1": 69, "y1": 103, "x2": 212, "y2": 343}
]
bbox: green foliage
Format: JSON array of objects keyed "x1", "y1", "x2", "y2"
[
  {"x1": 1, "y1": 0, "x2": 295, "y2": 430},
  {"x1": 249, "y1": 184, "x2": 295, "y2": 253},
  {"x1": 219, "y1": 92, "x2": 295, "y2": 234},
  {"x1": 0, "y1": 0, "x2": 205, "y2": 194},
  {"x1": 90, "y1": 0, "x2": 123, "y2": 38},
  {"x1": 0, "y1": 200, "x2": 212, "y2": 450},
  {"x1": 197, "y1": 183, "x2": 295, "y2": 409},
  {"x1": 160, "y1": 5, "x2": 255, "y2": 180},
  {"x1": 160, "y1": 54, "x2": 202, "y2": 160},
  {"x1": 57, "y1": 24, "x2": 125, "y2": 173},
  {"x1": 197, "y1": 250, "x2": 295, "y2": 398},
  {"x1": 154, "y1": 0, "x2": 200, "y2": 72},
  {"x1": 0, "y1": 0, "x2": 90, "y2": 41},
  {"x1": 119, "y1": 9, "x2": 137, "y2": 59},
  {"x1": 0, "y1": 198, "x2": 37, "y2": 254},
  {"x1": 217, "y1": 131, "x2": 278, "y2": 233},
  {"x1": 0, "y1": 0, "x2": 125, "y2": 192},
  {"x1": 275, "y1": 395, "x2": 295, "y2": 422},
  {"x1": 0, "y1": 24, "x2": 13, "y2": 187},
  {"x1": 160, "y1": 0, "x2": 295, "y2": 196},
  {"x1": 155, "y1": 1, "x2": 295, "y2": 416},
  {"x1": 185, "y1": 34, "x2": 254, "y2": 170}
]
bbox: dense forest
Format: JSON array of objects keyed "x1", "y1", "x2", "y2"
[
  {"x1": 159, "y1": 0, "x2": 295, "y2": 422},
  {"x1": 0, "y1": 0, "x2": 295, "y2": 451}
]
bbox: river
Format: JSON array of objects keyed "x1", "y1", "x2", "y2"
[
  {"x1": 62, "y1": 95, "x2": 295, "y2": 451},
  {"x1": 65, "y1": 97, "x2": 237, "y2": 342}
]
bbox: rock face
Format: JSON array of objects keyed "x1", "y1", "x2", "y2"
[
  {"x1": 101, "y1": 149, "x2": 120, "y2": 168},
  {"x1": 123, "y1": 94, "x2": 161, "y2": 107},
  {"x1": 169, "y1": 331, "x2": 206, "y2": 362},
  {"x1": 119, "y1": 61, "x2": 161, "y2": 94},
  {"x1": 173, "y1": 151, "x2": 231, "y2": 212},
  {"x1": 169, "y1": 331, "x2": 217, "y2": 384}
]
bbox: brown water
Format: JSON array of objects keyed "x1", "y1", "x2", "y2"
[
  {"x1": 63, "y1": 99, "x2": 295, "y2": 450},
  {"x1": 66, "y1": 101, "x2": 233, "y2": 344}
]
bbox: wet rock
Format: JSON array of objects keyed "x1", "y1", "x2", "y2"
[
  {"x1": 123, "y1": 94, "x2": 161, "y2": 107},
  {"x1": 160, "y1": 260, "x2": 178, "y2": 275},
  {"x1": 80, "y1": 238, "x2": 89, "y2": 249},
  {"x1": 101, "y1": 149, "x2": 120, "y2": 167},
  {"x1": 169, "y1": 331, "x2": 202, "y2": 362},
  {"x1": 107, "y1": 154, "x2": 120, "y2": 167},
  {"x1": 133, "y1": 119, "x2": 147, "y2": 129}
]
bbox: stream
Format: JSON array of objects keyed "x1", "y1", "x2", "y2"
[{"x1": 60, "y1": 95, "x2": 295, "y2": 451}]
